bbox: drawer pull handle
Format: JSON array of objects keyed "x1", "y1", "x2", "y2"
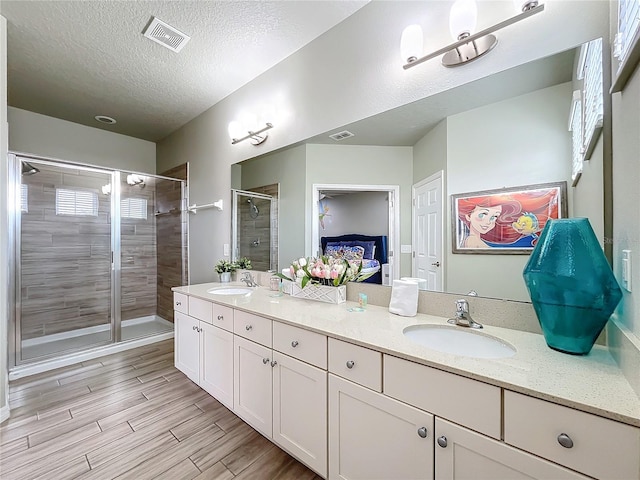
[
  {"x1": 217, "y1": 315, "x2": 224, "y2": 321},
  {"x1": 262, "y1": 358, "x2": 270, "y2": 365},
  {"x1": 417, "y1": 427, "x2": 428, "y2": 438},
  {"x1": 557, "y1": 433, "x2": 574, "y2": 449},
  {"x1": 176, "y1": 301, "x2": 181, "y2": 306},
  {"x1": 271, "y1": 361, "x2": 278, "y2": 367},
  {"x1": 291, "y1": 341, "x2": 299, "y2": 348},
  {"x1": 245, "y1": 325, "x2": 253, "y2": 331},
  {"x1": 192, "y1": 325, "x2": 197, "y2": 331},
  {"x1": 437, "y1": 436, "x2": 447, "y2": 448},
  {"x1": 346, "y1": 360, "x2": 355, "y2": 369}
]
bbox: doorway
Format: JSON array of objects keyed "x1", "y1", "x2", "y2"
[{"x1": 311, "y1": 184, "x2": 400, "y2": 283}]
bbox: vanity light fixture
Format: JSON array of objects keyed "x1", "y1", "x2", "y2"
[
  {"x1": 401, "y1": 0, "x2": 544, "y2": 69},
  {"x1": 126, "y1": 174, "x2": 145, "y2": 186},
  {"x1": 228, "y1": 121, "x2": 274, "y2": 146}
]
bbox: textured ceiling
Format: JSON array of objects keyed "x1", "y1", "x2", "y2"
[{"x1": 1, "y1": 0, "x2": 368, "y2": 141}]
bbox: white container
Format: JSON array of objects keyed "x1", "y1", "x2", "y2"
[{"x1": 291, "y1": 284, "x2": 346, "y2": 304}]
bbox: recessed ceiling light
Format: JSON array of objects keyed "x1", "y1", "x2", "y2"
[{"x1": 95, "y1": 115, "x2": 117, "y2": 124}]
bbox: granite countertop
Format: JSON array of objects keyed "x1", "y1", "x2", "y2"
[{"x1": 173, "y1": 282, "x2": 640, "y2": 428}]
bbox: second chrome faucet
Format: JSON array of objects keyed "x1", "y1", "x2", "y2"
[{"x1": 448, "y1": 298, "x2": 483, "y2": 329}]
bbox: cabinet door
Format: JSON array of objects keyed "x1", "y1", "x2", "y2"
[
  {"x1": 174, "y1": 312, "x2": 200, "y2": 384},
  {"x1": 233, "y1": 335, "x2": 273, "y2": 437},
  {"x1": 200, "y1": 322, "x2": 234, "y2": 409},
  {"x1": 329, "y1": 374, "x2": 434, "y2": 480},
  {"x1": 273, "y1": 351, "x2": 327, "y2": 477},
  {"x1": 435, "y1": 418, "x2": 590, "y2": 480}
]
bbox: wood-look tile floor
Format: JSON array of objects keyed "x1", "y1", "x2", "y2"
[{"x1": 0, "y1": 340, "x2": 323, "y2": 480}]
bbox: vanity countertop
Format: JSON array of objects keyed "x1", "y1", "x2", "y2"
[{"x1": 173, "y1": 282, "x2": 640, "y2": 428}]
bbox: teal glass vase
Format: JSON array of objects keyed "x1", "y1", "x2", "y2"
[{"x1": 522, "y1": 218, "x2": 622, "y2": 355}]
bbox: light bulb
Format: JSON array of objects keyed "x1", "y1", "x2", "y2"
[
  {"x1": 240, "y1": 112, "x2": 259, "y2": 133},
  {"x1": 400, "y1": 25, "x2": 423, "y2": 63},
  {"x1": 449, "y1": 0, "x2": 477, "y2": 40},
  {"x1": 228, "y1": 120, "x2": 243, "y2": 140}
]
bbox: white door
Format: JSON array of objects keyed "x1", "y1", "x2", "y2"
[
  {"x1": 200, "y1": 323, "x2": 234, "y2": 410},
  {"x1": 328, "y1": 374, "x2": 434, "y2": 480},
  {"x1": 233, "y1": 336, "x2": 273, "y2": 437},
  {"x1": 174, "y1": 311, "x2": 200, "y2": 384},
  {"x1": 435, "y1": 418, "x2": 590, "y2": 480},
  {"x1": 413, "y1": 171, "x2": 443, "y2": 291},
  {"x1": 272, "y1": 351, "x2": 327, "y2": 477}
]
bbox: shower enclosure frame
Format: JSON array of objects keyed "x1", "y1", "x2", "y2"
[
  {"x1": 231, "y1": 189, "x2": 277, "y2": 271},
  {"x1": 7, "y1": 152, "x2": 188, "y2": 369}
]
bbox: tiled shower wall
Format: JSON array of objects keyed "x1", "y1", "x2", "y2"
[
  {"x1": 120, "y1": 178, "x2": 157, "y2": 322},
  {"x1": 240, "y1": 184, "x2": 278, "y2": 272},
  {"x1": 156, "y1": 163, "x2": 188, "y2": 323},
  {"x1": 20, "y1": 166, "x2": 113, "y2": 340}
]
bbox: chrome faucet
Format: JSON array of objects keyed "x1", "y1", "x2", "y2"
[
  {"x1": 448, "y1": 299, "x2": 483, "y2": 329},
  {"x1": 240, "y1": 271, "x2": 259, "y2": 287}
]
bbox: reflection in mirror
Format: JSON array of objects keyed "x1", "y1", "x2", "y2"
[{"x1": 232, "y1": 40, "x2": 606, "y2": 302}]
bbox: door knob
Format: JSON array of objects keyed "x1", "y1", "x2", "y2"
[
  {"x1": 346, "y1": 360, "x2": 355, "y2": 369},
  {"x1": 262, "y1": 358, "x2": 270, "y2": 364},
  {"x1": 437, "y1": 436, "x2": 448, "y2": 448},
  {"x1": 291, "y1": 341, "x2": 299, "y2": 348},
  {"x1": 417, "y1": 427, "x2": 428, "y2": 438},
  {"x1": 271, "y1": 360, "x2": 278, "y2": 367},
  {"x1": 557, "y1": 433, "x2": 574, "y2": 448},
  {"x1": 217, "y1": 315, "x2": 224, "y2": 321},
  {"x1": 431, "y1": 261, "x2": 440, "y2": 267},
  {"x1": 245, "y1": 325, "x2": 253, "y2": 331}
]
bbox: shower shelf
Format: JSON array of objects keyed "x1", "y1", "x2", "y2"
[{"x1": 187, "y1": 200, "x2": 223, "y2": 214}]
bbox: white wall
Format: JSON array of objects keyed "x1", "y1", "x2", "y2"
[
  {"x1": 413, "y1": 119, "x2": 448, "y2": 184},
  {"x1": 446, "y1": 83, "x2": 574, "y2": 301},
  {"x1": 320, "y1": 191, "x2": 389, "y2": 239},
  {"x1": 8, "y1": 107, "x2": 156, "y2": 173},
  {"x1": 0, "y1": 15, "x2": 9, "y2": 422},
  {"x1": 156, "y1": 1, "x2": 609, "y2": 289},
  {"x1": 305, "y1": 144, "x2": 413, "y2": 277}
]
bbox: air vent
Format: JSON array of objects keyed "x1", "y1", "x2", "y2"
[
  {"x1": 329, "y1": 130, "x2": 355, "y2": 141},
  {"x1": 143, "y1": 17, "x2": 191, "y2": 53}
]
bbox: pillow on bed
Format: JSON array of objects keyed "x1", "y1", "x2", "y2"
[
  {"x1": 327, "y1": 240, "x2": 376, "y2": 260},
  {"x1": 325, "y1": 245, "x2": 365, "y2": 262}
]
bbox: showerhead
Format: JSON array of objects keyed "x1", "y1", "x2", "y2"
[
  {"x1": 247, "y1": 198, "x2": 259, "y2": 219},
  {"x1": 21, "y1": 162, "x2": 40, "y2": 176}
]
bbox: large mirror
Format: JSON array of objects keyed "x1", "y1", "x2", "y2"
[{"x1": 232, "y1": 40, "x2": 606, "y2": 303}]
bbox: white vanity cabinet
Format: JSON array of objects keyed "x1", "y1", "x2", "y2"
[
  {"x1": 435, "y1": 418, "x2": 590, "y2": 480},
  {"x1": 174, "y1": 298, "x2": 233, "y2": 408},
  {"x1": 328, "y1": 373, "x2": 434, "y2": 480}
]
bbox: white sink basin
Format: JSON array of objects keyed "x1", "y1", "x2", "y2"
[
  {"x1": 402, "y1": 324, "x2": 516, "y2": 359},
  {"x1": 207, "y1": 287, "x2": 253, "y2": 296}
]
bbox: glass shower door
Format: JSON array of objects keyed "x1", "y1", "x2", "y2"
[
  {"x1": 16, "y1": 158, "x2": 115, "y2": 363},
  {"x1": 232, "y1": 189, "x2": 276, "y2": 272}
]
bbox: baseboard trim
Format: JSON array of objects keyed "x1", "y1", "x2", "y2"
[{"x1": 0, "y1": 404, "x2": 10, "y2": 424}]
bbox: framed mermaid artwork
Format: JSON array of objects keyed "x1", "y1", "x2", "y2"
[{"x1": 451, "y1": 181, "x2": 567, "y2": 254}]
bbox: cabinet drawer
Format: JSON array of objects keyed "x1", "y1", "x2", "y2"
[
  {"x1": 504, "y1": 390, "x2": 640, "y2": 480},
  {"x1": 384, "y1": 355, "x2": 501, "y2": 439},
  {"x1": 234, "y1": 310, "x2": 272, "y2": 348},
  {"x1": 212, "y1": 304, "x2": 234, "y2": 332},
  {"x1": 328, "y1": 338, "x2": 382, "y2": 391},
  {"x1": 173, "y1": 292, "x2": 188, "y2": 314},
  {"x1": 188, "y1": 296, "x2": 213, "y2": 324},
  {"x1": 273, "y1": 322, "x2": 327, "y2": 369}
]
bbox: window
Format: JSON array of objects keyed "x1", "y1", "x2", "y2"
[
  {"x1": 21, "y1": 184, "x2": 28, "y2": 213},
  {"x1": 55, "y1": 188, "x2": 99, "y2": 216},
  {"x1": 576, "y1": 38, "x2": 603, "y2": 162},
  {"x1": 614, "y1": 0, "x2": 640, "y2": 67},
  {"x1": 569, "y1": 90, "x2": 583, "y2": 186},
  {"x1": 121, "y1": 197, "x2": 148, "y2": 219}
]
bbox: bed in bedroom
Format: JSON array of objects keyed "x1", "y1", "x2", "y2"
[{"x1": 320, "y1": 234, "x2": 388, "y2": 284}]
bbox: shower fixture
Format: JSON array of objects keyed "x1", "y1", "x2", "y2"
[
  {"x1": 126, "y1": 174, "x2": 145, "y2": 187},
  {"x1": 248, "y1": 198, "x2": 259, "y2": 219},
  {"x1": 21, "y1": 162, "x2": 40, "y2": 176}
]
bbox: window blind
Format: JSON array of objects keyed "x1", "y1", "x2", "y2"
[
  {"x1": 615, "y1": 0, "x2": 640, "y2": 66},
  {"x1": 21, "y1": 184, "x2": 28, "y2": 213},
  {"x1": 121, "y1": 197, "x2": 148, "y2": 219},
  {"x1": 569, "y1": 90, "x2": 583, "y2": 186},
  {"x1": 580, "y1": 38, "x2": 603, "y2": 160},
  {"x1": 55, "y1": 188, "x2": 99, "y2": 216}
]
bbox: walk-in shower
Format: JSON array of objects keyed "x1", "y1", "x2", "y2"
[
  {"x1": 232, "y1": 188, "x2": 278, "y2": 272},
  {"x1": 8, "y1": 153, "x2": 188, "y2": 370}
]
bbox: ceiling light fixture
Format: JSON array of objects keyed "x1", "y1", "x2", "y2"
[
  {"x1": 95, "y1": 115, "x2": 117, "y2": 124},
  {"x1": 228, "y1": 121, "x2": 273, "y2": 146},
  {"x1": 401, "y1": 0, "x2": 544, "y2": 69}
]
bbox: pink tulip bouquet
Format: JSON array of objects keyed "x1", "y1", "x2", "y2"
[{"x1": 279, "y1": 256, "x2": 374, "y2": 288}]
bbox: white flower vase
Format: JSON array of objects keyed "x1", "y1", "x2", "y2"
[
  {"x1": 290, "y1": 284, "x2": 346, "y2": 304},
  {"x1": 220, "y1": 272, "x2": 232, "y2": 283}
]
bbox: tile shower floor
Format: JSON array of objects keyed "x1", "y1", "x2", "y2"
[{"x1": 21, "y1": 316, "x2": 174, "y2": 361}]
